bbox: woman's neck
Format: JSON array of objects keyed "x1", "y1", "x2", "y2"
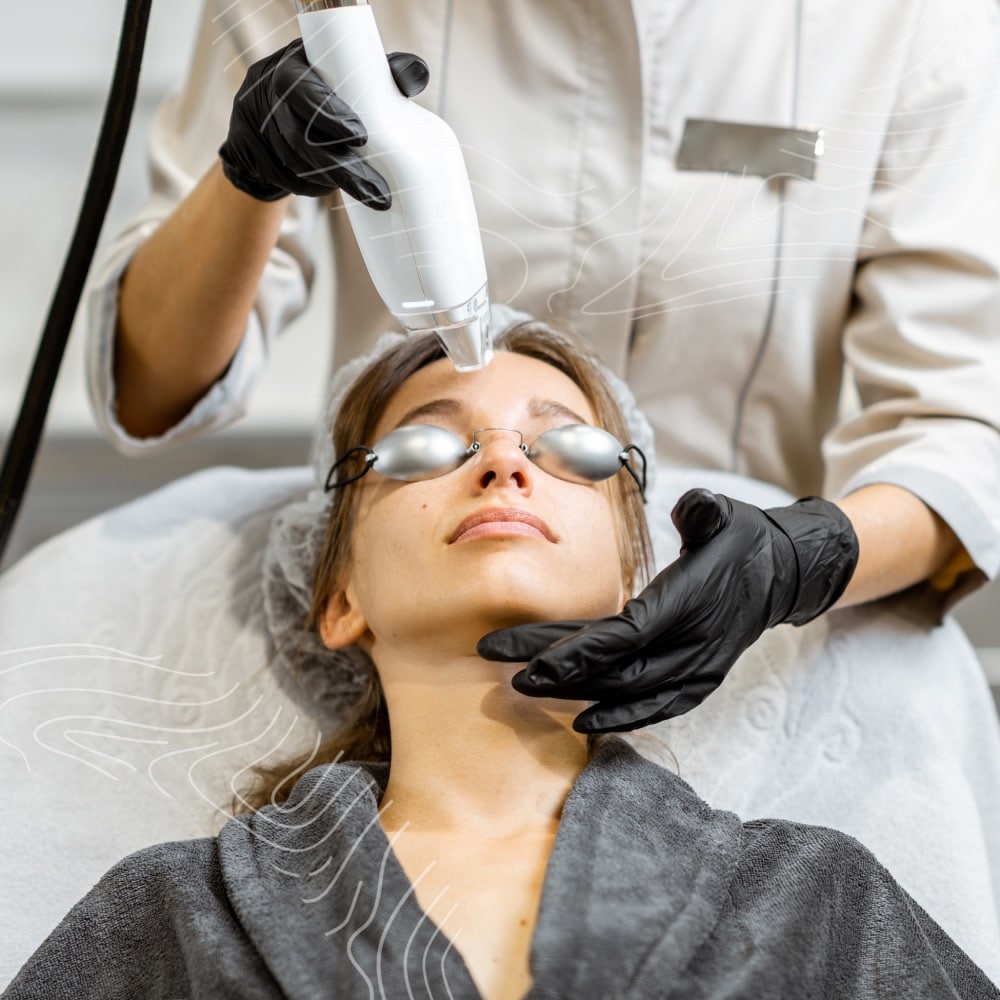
[{"x1": 374, "y1": 647, "x2": 590, "y2": 839}]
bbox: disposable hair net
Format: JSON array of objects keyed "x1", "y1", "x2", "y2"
[{"x1": 261, "y1": 305, "x2": 657, "y2": 727}]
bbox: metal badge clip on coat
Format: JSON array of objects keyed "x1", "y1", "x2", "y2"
[{"x1": 677, "y1": 118, "x2": 825, "y2": 180}]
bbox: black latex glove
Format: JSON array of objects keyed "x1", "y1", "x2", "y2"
[
  {"x1": 477, "y1": 489, "x2": 859, "y2": 734},
  {"x1": 218, "y1": 39, "x2": 429, "y2": 207}
]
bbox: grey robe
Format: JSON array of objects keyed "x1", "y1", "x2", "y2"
[{"x1": 4, "y1": 739, "x2": 995, "y2": 999}]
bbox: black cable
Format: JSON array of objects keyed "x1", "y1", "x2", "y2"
[{"x1": 0, "y1": 0, "x2": 153, "y2": 565}]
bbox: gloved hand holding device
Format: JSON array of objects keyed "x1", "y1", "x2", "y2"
[
  {"x1": 218, "y1": 39, "x2": 428, "y2": 207},
  {"x1": 478, "y1": 488, "x2": 860, "y2": 734}
]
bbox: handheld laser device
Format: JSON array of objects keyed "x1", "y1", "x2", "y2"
[{"x1": 295, "y1": 0, "x2": 493, "y2": 370}]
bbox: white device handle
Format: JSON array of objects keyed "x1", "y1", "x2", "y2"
[{"x1": 296, "y1": 1, "x2": 492, "y2": 370}]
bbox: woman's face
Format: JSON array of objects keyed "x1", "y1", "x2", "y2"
[{"x1": 321, "y1": 351, "x2": 629, "y2": 658}]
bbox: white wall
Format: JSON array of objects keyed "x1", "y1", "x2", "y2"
[{"x1": 1, "y1": 1, "x2": 204, "y2": 96}]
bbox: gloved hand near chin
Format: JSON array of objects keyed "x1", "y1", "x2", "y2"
[
  {"x1": 477, "y1": 489, "x2": 859, "y2": 734},
  {"x1": 218, "y1": 39, "x2": 429, "y2": 206}
]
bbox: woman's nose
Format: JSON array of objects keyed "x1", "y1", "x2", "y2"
[{"x1": 470, "y1": 428, "x2": 534, "y2": 493}]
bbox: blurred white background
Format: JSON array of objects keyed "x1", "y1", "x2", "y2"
[
  {"x1": 0, "y1": 0, "x2": 331, "y2": 565},
  {"x1": 0, "y1": 0, "x2": 997, "y2": 684}
]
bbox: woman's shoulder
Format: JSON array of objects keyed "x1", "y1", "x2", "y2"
[
  {"x1": 2, "y1": 836, "x2": 275, "y2": 1000},
  {"x1": 595, "y1": 743, "x2": 994, "y2": 994},
  {"x1": 98, "y1": 835, "x2": 221, "y2": 893},
  {"x1": 737, "y1": 814, "x2": 874, "y2": 877},
  {"x1": 718, "y1": 817, "x2": 998, "y2": 997},
  {"x1": 730, "y1": 814, "x2": 946, "y2": 930}
]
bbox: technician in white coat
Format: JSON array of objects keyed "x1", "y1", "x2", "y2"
[
  {"x1": 82, "y1": 0, "x2": 1000, "y2": 971},
  {"x1": 88, "y1": 0, "x2": 1000, "y2": 614}
]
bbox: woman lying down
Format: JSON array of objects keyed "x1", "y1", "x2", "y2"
[{"x1": 4, "y1": 321, "x2": 996, "y2": 1000}]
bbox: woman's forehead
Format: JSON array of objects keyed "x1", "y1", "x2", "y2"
[{"x1": 375, "y1": 351, "x2": 596, "y2": 435}]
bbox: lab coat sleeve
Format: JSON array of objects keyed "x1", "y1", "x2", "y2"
[
  {"x1": 84, "y1": 0, "x2": 320, "y2": 456},
  {"x1": 822, "y1": 0, "x2": 1000, "y2": 616}
]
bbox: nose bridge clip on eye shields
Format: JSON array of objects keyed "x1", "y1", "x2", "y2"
[{"x1": 325, "y1": 425, "x2": 647, "y2": 502}]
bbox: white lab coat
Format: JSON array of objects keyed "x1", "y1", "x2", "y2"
[{"x1": 85, "y1": 0, "x2": 1000, "y2": 598}]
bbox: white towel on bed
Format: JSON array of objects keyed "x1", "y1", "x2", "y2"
[{"x1": 1, "y1": 465, "x2": 998, "y2": 986}]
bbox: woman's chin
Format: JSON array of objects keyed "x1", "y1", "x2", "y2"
[
  {"x1": 469, "y1": 596, "x2": 614, "y2": 638},
  {"x1": 372, "y1": 588, "x2": 623, "y2": 658}
]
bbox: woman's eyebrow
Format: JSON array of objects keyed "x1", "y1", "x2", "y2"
[
  {"x1": 528, "y1": 398, "x2": 590, "y2": 425},
  {"x1": 392, "y1": 396, "x2": 588, "y2": 429},
  {"x1": 393, "y1": 398, "x2": 465, "y2": 428}
]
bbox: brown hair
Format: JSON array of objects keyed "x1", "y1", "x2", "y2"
[{"x1": 236, "y1": 320, "x2": 653, "y2": 813}]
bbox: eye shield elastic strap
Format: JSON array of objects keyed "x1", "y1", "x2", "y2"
[
  {"x1": 620, "y1": 445, "x2": 648, "y2": 504},
  {"x1": 324, "y1": 446, "x2": 376, "y2": 490}
]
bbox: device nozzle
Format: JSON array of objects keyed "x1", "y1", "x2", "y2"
[
  {"x1": 435, "y1": 311, "x2": 493, "y2": 372},
  {"x1": 398, "y1": 285, "x2": 493, "y2": 371},
  {"x1": 293, "y1": 0, "x2": 370, "y2": 12}
]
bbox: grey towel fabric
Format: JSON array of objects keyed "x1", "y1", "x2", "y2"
[{"x1": 4, "y1": 738, "x2": 996, "y2": 999}]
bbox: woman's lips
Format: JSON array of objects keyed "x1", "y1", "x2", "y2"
[{"x1": 449, "y1": 507, "x2": 556, "y2": 544}]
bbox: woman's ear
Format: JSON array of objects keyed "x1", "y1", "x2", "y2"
[{"x1": 319, "y1": 585, "x2": 369, "y2": 650}]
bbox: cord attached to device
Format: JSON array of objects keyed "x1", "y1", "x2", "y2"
[{"x1": 0, "y1": 0, "x2": 153, "y2": 565}]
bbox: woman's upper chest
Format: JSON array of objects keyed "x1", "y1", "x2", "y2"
[
  {"x1": 385, "y1": 826, "x2": 558, "y2": 1000},
  {"x1": 225, "y1": 750, "x2": 746, "y2": 998}
]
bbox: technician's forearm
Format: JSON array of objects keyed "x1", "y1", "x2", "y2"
[
  {"x1": 114, "y1": 161, "x2": 290, "y2": 438},
  {"x1": 832, "y1": 483, "x2": 966, "y2": 608}
]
